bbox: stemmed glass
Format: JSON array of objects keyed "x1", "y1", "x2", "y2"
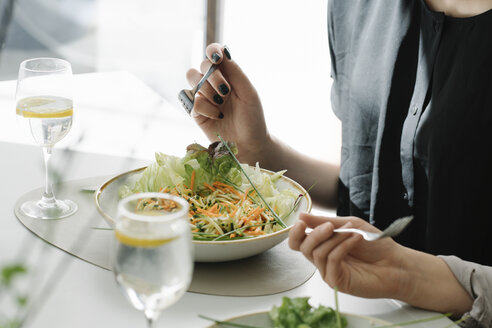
[
  {"x1": 15, "y1": 58, "x2": 77, "y2": 219},
  {"x1": 112, "y1": 192, "x2": 193, "y2": 328}
]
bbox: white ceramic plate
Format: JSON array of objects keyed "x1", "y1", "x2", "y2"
[
  {"x1": 206, "y1": 311, "x2": 397, "y2": 327},
  {"x1": 95, "y1": 167, "x2": 312, "y2": 262}
]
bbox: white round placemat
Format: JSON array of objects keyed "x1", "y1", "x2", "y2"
[{"x1": 14, "y1": 176, "x2": 316, "y2": 297}]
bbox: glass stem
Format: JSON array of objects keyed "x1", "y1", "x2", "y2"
[
  {"x1": 145, "y1": 310, "x2": 158, "y2": 328},
  {"x1": 40, "y1": 146, "x2": 56, "y2": 206}
]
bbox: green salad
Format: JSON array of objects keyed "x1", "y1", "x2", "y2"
[
  {"x1": 269, "y1": 297, "x2": 347, "y2": 328},
  {"x1": 120, "y1": 141, "x2": 300, "y2": 241},
  {"x1": 200, "y1": 296, "x2": 347, "y2": 328}
]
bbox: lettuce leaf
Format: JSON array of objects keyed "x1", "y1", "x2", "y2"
[
  {"x1": 120, "y1": 141, "x2": 296, "y2": 221},
  {"x1": 269, "y1": 297, "x2": 347, "y2": 328}
]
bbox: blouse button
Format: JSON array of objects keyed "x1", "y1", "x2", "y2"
[
  {"x1": 403, "y1": 192, "x2": 408, "y2": 200},
  {"x1": 412, "y1": 105, "x2": 419, "y2": 115},
  {"x1": 433, "y1": 20, "x2": 441, "y2": 32}
]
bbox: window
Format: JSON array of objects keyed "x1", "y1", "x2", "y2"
[{"x1": 0, "y1": 0, "x2": 340, "y2": 164}]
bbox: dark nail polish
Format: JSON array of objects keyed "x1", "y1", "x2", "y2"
[
  {"x1": 218, "y1": 84, "x2": 229, "y2": 95},
  {"x1": 212, "y1": 52, "x2": 221, "y2": 63},
  {"x1": 223, "y1": 46, "x2": 231, "y2": 60},
  {"x1": 218, "y1": 112, "x2": 224, "y2": 119},
  {"x1": 213, "y1": 94, "x2": 223, "y2": 104}
]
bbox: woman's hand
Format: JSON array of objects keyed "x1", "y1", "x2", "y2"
[
  {"x1": 185, "y1": 43, "x2": 270, "y2": 165},
  {"x1": 185, "y1": 44, "x2": 340, "y2": 207},
  {"x1": 289, "y1": 213, "x2": 408, "y2": 299},
  {"x1": 289, "y1": 213, "x2": 474, "y2": 316}
]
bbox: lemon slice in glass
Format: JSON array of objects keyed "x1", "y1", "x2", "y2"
[
  {"x1": 16, "y1": 96, "x2": 73, "y2": 118},
  {"x1": 115, "y1": 230, "x2": 177, "y2": 248}
]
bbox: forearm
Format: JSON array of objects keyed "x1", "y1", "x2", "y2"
[
  {"x1": 259, "y1": 134, "x2": 340, "y2": 208},
  {"x1": 396, "y1": 247, "x2": 473, "y2": 317}
]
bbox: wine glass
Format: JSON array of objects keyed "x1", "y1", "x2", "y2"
[
  {"x1": 15, "y1": 57, "x2": 77, "y2": 219},
  {"x1": 112, "y1": 192, "x2": 193, "y2": 328}
]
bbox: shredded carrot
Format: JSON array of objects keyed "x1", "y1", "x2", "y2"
[
  {"x1": 244, "y1": 230, "x2": 265, "y2": 236},
  {"x1": 250, "y1": 207, "x2": 264, "y2": 217},
  {"x1": 197, "y1": 207, "x2": 220, "y2": 217},
  {"x1": 135, "y1": 198, "x2": 146, "y2": 211},
  {"x1": 203, "y1": 182, "x2": 216, "y2": 191},
  {"x1": 212, "y1": 181, "x2": 241, "y2": 196},
  {"x1": 213, "y1": 181, "x2": 241, "y2": 195},
  {"x1": 208, "y1": 203, "x2": 219, "y2": 214},
  {"x1": 230, "y1": 189, "x2": 242, "y2": 197},
  {"x1": 241, "y1": 188, "x2": 250, "y2": 203},
  {"x1": 243, "y1": 207, "x2": 264, "y2": 224},
  {"x1": 227, "y1": 202, "x2": 238, "y2": 210},
  {"x1": 213, "y1": 181, "x2": 232, "y2": 189},
  {"x1": 133, "y1": 168, "x2": 287, "y2": 241}
]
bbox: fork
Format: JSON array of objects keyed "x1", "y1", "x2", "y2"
[
  {"x1": 178, "y1": 63, "x2": 217, "y2": 115},
  {"x1": 333, "y1": 215, "x2": 414, "y2": 241}
]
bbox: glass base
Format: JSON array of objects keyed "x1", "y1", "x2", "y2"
[{"x1": 20, "y1": 199, "x2": 78, "y2": 219}]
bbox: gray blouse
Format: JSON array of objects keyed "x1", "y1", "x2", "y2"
[
  {"x1": 440, "y1": 256, "x2": 492, "y2": 328},
  {"x1": 329, "y1": 0, "x2": 492, "y2": 264}
]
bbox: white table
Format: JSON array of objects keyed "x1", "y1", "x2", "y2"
[{"x1": 0, "y1": 72, "x2": 455, "y2": 327}]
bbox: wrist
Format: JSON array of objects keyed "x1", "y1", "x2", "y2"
[
  {"x1": 394, "y1": 247, "x2": 473, "y2": 316},
  {"x1": 251, "y1": 133, "x2": 284, "y2": 170},
  {"x1": 393, "y1": 246, "x2": 419, "y2": 301}
]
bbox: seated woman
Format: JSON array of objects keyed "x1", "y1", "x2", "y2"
[{"x1": 183, "y1": 0, "x2": 492, "y2": 326}]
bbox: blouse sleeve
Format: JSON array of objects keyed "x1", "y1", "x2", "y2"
[{"x1": 439, "y1": 255, "x2": 492, "y2": 328}]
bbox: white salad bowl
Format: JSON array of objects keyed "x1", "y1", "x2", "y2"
[{"x1": 95, "y1": 166, "x2": 312, "y2": 262}]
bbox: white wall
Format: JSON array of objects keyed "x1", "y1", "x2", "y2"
[{"x1": 221, "y1": 0, "x2": 341, "y2": 164}]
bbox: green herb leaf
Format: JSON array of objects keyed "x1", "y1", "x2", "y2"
[
  {"x1": 17, "y1": 296, "x2": 28, "y2": 307},
  {"x1": 217, "y1": 135, "x2": 286, "y2": 228},
  {"x1": 334, "y1": 287, "x2": 342, "y2": 328},
  {"x1": 269, "y1": 296, "x2": 347, "y2": 328},
  {"x1": 1, "y1": 264, "x2": 27, "y2": 287}
]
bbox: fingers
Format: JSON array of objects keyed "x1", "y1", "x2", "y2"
[
  {"x1": 191, "y1": 95, "x2": 222, "y2": 120},
  {"x1": 312, "y1": 228, "x2": 361, "y2": 278},
  {"x1": 300, "y1": 213, "x2": 378, "y2": 233},
  {"x1": 300, "y1": 213, "x2": 353, "y2": 229},
  {"x1": 328, "y1": 234, "x2": 363, "y2": 267},
  {"x1": 186, "y1": 67, "x2": 224, "y2": 120},
  {"x1": 185, "y1": 43, "x2": 258, "y2": 120},
  {"x1": 200, "y1": 60, "x2": 231, "y2": 97},
  {"x1": 204, "y1": 43, "x2": 256, "y2": 100},
  {"x1": 288, "y1": 220, "x2": 307, "y2": 251},
  {"x1": 186, "y1": 67, "x2": 226, "y2": 106},
  {"x1": 289, "y1": 213, "x2": 366, "y2": 279},
  {"x1": 205, "y1": 43, "x2": 227, "y2": 64},
  {"x1": 289, "y1": 213, "x2": 352, "y2": 255},
  {"x1": 289, "y1": 213, "x2": 338, "y2": 252},
  {"x1": 300, "y1": 221, "x2": 337, "y2": 263}
]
